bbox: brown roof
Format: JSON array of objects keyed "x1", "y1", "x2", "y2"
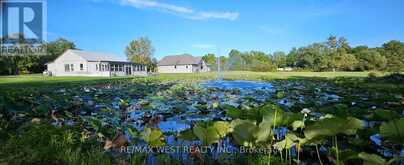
[{"x1": 158, "y1": 54, "x2": 203, "y2": 66}]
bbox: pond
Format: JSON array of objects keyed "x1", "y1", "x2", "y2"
[
  {"x1": 126, "y1": 80, "x2": 276, "y2": 134},
  {"x1": 201, "y1": 80, "x2": 274, "y2": 90},
  {"x1": 2, "y1": 78, "x2": 403, "y2": 164}
]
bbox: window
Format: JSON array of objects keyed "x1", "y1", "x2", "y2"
[
  {"x1": 65, "y1": 64, "x2": 70, "y2": 72},
  {"x1": 96, "y1": 64, "x2": 98, "y2": 71},
  {"x1": 70, "y1": 64, "x2": 74, "y2": 71},
  {"x1": 80, "y1": 64, "x2": 84, "y2": 70},
  {"x1": 186, "y1": 65, "x2": 188, "y2": 69},
  {"x1": 101, "y1": 64, "x2": 105, "y2": 71},
  {"x1": 118, "y1": 64, "x2": 123, "y2": 71},
  {"x1": 201, "y1": 65, "x2": 203, "y2": 69},
  {"x1": 174, "y1": 65, "x2": 177, "y2": 69}
]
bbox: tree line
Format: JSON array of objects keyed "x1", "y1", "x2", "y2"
[{"x1": 203, "y1": 36, "x2": 404, "y2": 72}]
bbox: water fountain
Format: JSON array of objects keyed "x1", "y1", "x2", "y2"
[
  {"x1": 201, "y1": 54, "x2": 273, "y2": 90},
  {"x1": 217, "y1": 55, "x2": 222, "y2": 80}
]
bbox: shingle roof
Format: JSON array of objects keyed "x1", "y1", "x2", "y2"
[
  {"x1": 68, "y1": 49, "x2": 128, "y2": 62},
  {"x1": 158, "y1": 54, "x2": 202, "y2": 66}
]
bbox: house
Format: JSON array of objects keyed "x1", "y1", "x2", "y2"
[
  {"x1": 157, "y1": 54, "x2": 210, "y2": 73},
  {"x1": 46, "y1": 49, "x2": 147, "y2": 76}
]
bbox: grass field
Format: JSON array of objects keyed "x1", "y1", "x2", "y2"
[
  {"x1": 0, "y1": 71, "x2": 378, "y2": 86},
  {"x1": 155, "y1": 71, "x2": 376, "y2": 80}
]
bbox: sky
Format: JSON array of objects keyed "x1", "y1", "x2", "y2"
[{"x1": 45, "y1": 0, "x2": 404, "y2": 60}]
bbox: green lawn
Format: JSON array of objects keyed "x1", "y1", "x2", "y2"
[
  {"x1": 155, "y1": 71, "x2": 376, "y2": 81},
  {"x1": 0, "y1": 74, "x2": 133, "y2": 87},
  {"x1": 0, "y1": 71, "x2": 378, "y2": 87}
]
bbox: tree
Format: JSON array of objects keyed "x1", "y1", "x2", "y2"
[
  {"x1": 286, "y1": 48, "x2": 298, "y2": 67},
  {"x1": 125, "y1": 37, "x2": 154, "y2": 67},
  {"x1": 272, "y1": 51, "x2": 287, "y2": 68},
  {"x1": 227, "y1": 50, "x2": 245, "y2": 70},
  {"x1": 350, "y1": 45, "x2": 369, "y2": 54},
  {"x1": 247, "y1": 51, "x2": 275, "y2": 72},
  {"x1": 202, "y1": 53, "x2": 217, "y2": 70},
  {"x1": 334, "y1": 53, "x2": 358, "y2": 71},
  {"x1": 355, "y1": 49, "x2": 387, "y2": 71},
  {"x1": 46, "y1": 38, "x2": 76, "y2": 60},
  {"x1": 327, "y1": 35, "x2": 338, "y2": 50},
  {"x1": 148, "y1": 58, "x2": 158, "y2": 72},
  {"x1": 379, "y1": 40, "x2": 404, "y2": 72},
  {"x1": 338, "y1": 37, "x2": 351, "y2": 54}
]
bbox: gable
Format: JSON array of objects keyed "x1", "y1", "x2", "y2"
[{"x1": 52, "y1": 50, "x2": 88, "y2": 64}]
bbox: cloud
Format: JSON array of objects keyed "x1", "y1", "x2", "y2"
[
  {"x1": 191, "y1": 44, "x2": 216, "y2": 49},
  {"x1": 121, "y1": 0, "x2": 193, "y2": 14},
  {"x1": 187, "y1": 11, "x2": 239, "y2": 21},
  {"x1": 118, "y1": 0, "x2": 239, "y2": 21}
]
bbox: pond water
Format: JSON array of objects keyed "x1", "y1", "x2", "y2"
[{"x1": 201, "y1": 80, "x2": 274, "y2": 90}]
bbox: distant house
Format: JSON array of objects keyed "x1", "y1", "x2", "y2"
[
  {"x1": 157, "y1": 54, "x2": 210, "y2": 73},
  {"x1": 46, "y1": 49, "x2": 147, "y2": 76},
  {"x1": 276, "y1": 67, "x2": 294, "y2": 71}
]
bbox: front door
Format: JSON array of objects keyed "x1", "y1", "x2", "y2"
[{"x1": 125, "y1": 66, "x2": 132, "y2": 75}]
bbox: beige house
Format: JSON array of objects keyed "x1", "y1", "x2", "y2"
[
  {"x1": 46, "y1": 49, "x2": 147, "y2": 76},
  {"x1": 157, "y1": 54, "x2": 210, "y2": 73}
]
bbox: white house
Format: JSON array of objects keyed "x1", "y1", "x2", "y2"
[
  {"x1": 46, "y1": 49, "x2": 147, "y2": 76},
  {"x1": 157, "y1": 54, "x2": 210, "y2": 73}
]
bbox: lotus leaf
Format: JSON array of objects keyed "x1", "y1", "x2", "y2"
[
  {"x1": 358, "y1": 152, "x2": 387, "y2": 165},
  {"x1": 230, "y1": 119, "x2": 258, "y2": 146},
  {"x1": 192, "y1": 121, "x2": 230, "y2": 145},
  {"x1": 273, "y1": 133, "x2": 299, "y2": 150},
  {"x1": 379, "y1": 118, "x2": 404, "y2": 144},
  {"x1": 141, "y1": 127, "x2": 165, "y2": 147},
  {"x1": 373, "y1": 110, "x2": 400, "y2": 121},
  {"x1": 304, "y1": 117, "x2": 364, "y2": 140}
]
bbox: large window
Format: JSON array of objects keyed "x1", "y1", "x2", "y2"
[
  {"x1": 80, "y1": 64, "x2": 84, "y2": 70},
  {"x1": 64, "y1": 64, "x2": 74, "y2": 72},
  {"x1": 109, "y1": 64, "x2": 125, "y2": 72}
]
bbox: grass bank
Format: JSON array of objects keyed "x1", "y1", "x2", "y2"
[{"x1": 0, "y1": 71, "x2": 377, "y2": 87}]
